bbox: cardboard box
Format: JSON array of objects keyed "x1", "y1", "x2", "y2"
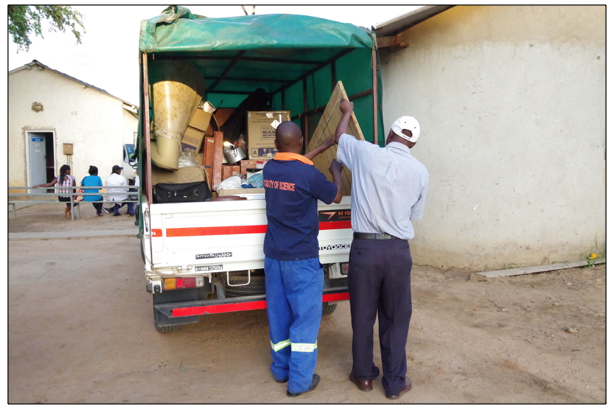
[
  {"x1": 222, "y1": 165, "x2": 241, "y2": 181},
  {"x1": 181, "y1": 127, "x2": 206, "y2": 152},
  {"x1": 217, "y1": 188, "x2": 265, "y2": 196},
  {"x1": 247, "y1": 110, "x2": 290, "y2": 160},
  {"x1": 189, "y1": 102, "x2": 216, "y2": 131}
]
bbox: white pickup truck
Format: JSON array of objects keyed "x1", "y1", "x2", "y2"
[
  {"x1": 136, "y1": 8, "x2": 385, "y2": 332},
  {"x1": 142, "y1": 194, "x2": 352, "y2": 332}
]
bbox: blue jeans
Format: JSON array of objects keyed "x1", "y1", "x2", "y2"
[{"x1": 265, "y1": 257, "x2": 323, "y2": 394}]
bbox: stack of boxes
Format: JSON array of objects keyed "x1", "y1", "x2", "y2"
[{"x1": 182, "y1": 105, "x2": 292, "y2": 196}]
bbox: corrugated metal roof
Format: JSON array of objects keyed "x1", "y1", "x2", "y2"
[{"x1": 374, "y1": 5, "x2": 454, "y2": 37}]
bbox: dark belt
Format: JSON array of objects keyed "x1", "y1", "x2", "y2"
[{"x1": 353, "y1": 232, "x2": 401, "y2": 240}]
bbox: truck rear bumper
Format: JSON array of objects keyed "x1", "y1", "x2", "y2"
[{"x1": 155, "y1": 287, "x2": 349, "y2": 318}]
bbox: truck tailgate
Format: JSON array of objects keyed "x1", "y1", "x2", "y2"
[{"x1": 148, "y1": 197, "x2": 352, "y2": 274}]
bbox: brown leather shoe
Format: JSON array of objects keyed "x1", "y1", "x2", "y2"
[
  {"x1": 349, "y1": 372, "x2": 373, "y2": 392},
  {"x1": 386, "y1": 378, "x2": 412, "y2": 400}
]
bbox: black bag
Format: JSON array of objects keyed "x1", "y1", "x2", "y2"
[{"x1": 153, "y1": 181, "x2": 212, "y2": 203}]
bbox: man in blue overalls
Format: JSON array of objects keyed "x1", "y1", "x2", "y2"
[{"x1": 263, "y1": 121, "x2": 343, "y2": 397}]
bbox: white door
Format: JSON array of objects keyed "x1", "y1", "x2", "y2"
[{"x1": 28, "y1": 132, "x2": 48, "y2": 192}]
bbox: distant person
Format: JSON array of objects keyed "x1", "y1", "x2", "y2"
[
  {"x1": 33, "y1": 164, "x2": 76, "y2": 219},
  {"x1": 104, "y1": 165, "x2": 134, "y2": 217},
  {"x1": 80, "y1": 165, "x2": 104, "y2": 217}
]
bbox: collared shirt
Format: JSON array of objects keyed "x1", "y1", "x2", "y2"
[
  {"x1": 263, "y1": 152, "x2": 338, "y2": 260},
  {"x1": 337, "y1": 134, "x2": 429, "y2": 240},
  {"x1": 105, "y1": 173, "x2": 128, "y2": 202}
]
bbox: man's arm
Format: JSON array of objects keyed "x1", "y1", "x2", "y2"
[
  {"x1": 334, "y1": 99, "x2": 354, "y2": 144},
  {"x1": 304, "y1": 135, "x2": 335, "y2": 160},
  {"x1": 329, "y1": 159, "x2": 344, "y2": 204}
]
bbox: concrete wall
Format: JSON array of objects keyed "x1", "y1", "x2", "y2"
[
  {"x1": 8, "y1": 66, "x2": 138, "y2": 189},
  {"x1": 379, "y1": 5, "x2": 605, "y2": 269}
]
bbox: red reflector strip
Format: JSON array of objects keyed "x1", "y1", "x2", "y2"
[
  {"x1": 173, "y1": 300, "x2": 267, "y2": 316},
  {"x1": 323, "y1": 292, "x2": 350, "y2": 302},
  {"x1": 319, "y1": 221, "x2": 352, "y2": 230},
  {"x1": 171, "y1": 292, "x2": 350, "y2": 317},
  {"x1": 162, "y1": 225, "x2": 267, "y2": 237},
  {"x1": 152, "y1": 222, "x2": 350, "y2": 238}
]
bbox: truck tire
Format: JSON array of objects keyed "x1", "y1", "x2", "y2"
[
  {"x1": 225, "y1": 274, "x2": 266, "y2": 297},
  {"x1": 322, "y1": 302, "x2": 337, "y2": 316}
]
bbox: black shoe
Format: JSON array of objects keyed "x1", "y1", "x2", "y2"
[
  {"x1": 274, "y1": 377, "x2": 288, "y2": 383},
  {"x1": 113, "y1": 213, "x2": 121, "y2": 217},
  {"x1": 287, "y1": 374, "x2": 320, "y2": 397},
  {"x1": 386, "y1": 378, "x2": 412, "y2": 400},
  {"x1": 128, "y1": 213, "x2": 134, "y2": 217}
]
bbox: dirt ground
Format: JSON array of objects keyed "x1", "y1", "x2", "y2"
[{"x1": 7, "y1": 203, "x2": 607, "y2": 404}]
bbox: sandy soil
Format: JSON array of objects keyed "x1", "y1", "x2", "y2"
[{"x1": 7, "y1": 204, "x2": 607, "y2": 404}]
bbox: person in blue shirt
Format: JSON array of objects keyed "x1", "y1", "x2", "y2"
[
  {"x1": 80, "y1": 166, "x2": 104, "y2": 217},
  {"x1": 263, "y1": 121, "x2": 343, "y2": 397}
]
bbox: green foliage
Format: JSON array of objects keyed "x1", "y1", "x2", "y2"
[{"x1": 8, "y1": 5, "x2": 85, "y2": 52}]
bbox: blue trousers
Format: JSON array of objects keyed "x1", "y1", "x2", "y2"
[
  {"x1": 265, "y1": 257, "x2": 323, "y2": 394},
  {"x1": 348, "y1": 238, "x2": 413, "y2": 398}
]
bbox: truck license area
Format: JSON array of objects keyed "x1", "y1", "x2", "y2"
[
  {"x1": 196, "y1": 252, "x2": 232, "y2": 259},
  {"x1": 195, "y1": 265, "x2": 224, "y2": 272}
]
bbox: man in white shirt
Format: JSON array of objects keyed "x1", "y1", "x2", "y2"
[
  {"x1": 333, "y1": 98, "x2": 429, "y2": 400},
  {"x1": 104, "y1": 165, "x2": 135, "y2": 216}
]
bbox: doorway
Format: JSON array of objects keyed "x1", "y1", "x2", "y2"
[{"x1": 27, "y1": 131, "x2": 55, "y2": 191}]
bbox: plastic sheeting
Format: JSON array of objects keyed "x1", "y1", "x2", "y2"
[
  {"x1": 138, "y1": 6, "x2": 384, "y2": 145},
  {"x1": 140, "y1": 7, "x2": 373, "y2": 53}
]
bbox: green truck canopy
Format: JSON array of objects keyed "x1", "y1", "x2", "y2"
[{"x1": 139, "y1": 6, "x2": 384, "y2": 144}]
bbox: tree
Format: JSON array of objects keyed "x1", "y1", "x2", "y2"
[{"x1": 8, "y1": 5, "x2": 85, "y2": 53}]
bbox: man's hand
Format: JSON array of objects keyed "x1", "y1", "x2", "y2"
[
  {"x1": 321, "y1": 135, "x2": 336, "y2": 149},
  {"x1": 335, "y1": 99, "x2": 354, "y2": 143},
  {"x1": 340, "y1": 98, "x2": 354, "y2": 114}
]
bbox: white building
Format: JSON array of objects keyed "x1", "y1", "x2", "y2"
[
  {"x1": 8, "y1": 59, "x2": 139, "y2": 193},
  {"x1": 376, "y1": 5, "x2": 605, "y2": 269}
]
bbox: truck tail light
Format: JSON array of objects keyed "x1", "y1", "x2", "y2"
[
  {"x1": 163, "y1": 277, "x2": 203, "y2": 291},
  {"x1": 341, "y1": 263, "x2": 349, "y2": 275}
]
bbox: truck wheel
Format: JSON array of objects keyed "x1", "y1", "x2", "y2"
[
  {"x1": 322, "y1": 302, "x2": 337, "y2": 316},
  {"x1": 225, "y1": 275, "x2": 266, "y2": 297}
]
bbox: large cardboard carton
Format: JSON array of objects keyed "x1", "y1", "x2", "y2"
[
  {"x1": 247, "y1": 111, "x2": 290, "y2": 160},
  {"x1": 189, "y1": 101, "x2": 216, "y2": 131},
  {"x1": 181, "y1": 127, "x2": 206, "y2": 152}
]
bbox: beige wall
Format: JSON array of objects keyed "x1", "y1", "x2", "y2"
[
  {"x1": 8, "y1": 67, "x2": 137, "y2": 189},
  {"x1": 380, "y1": 6, "x2": 605, "y2": 269}
]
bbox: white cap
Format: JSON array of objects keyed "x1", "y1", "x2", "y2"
[{"x1": 391, "y1": 116, "x2": 420, "y2": 143}]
